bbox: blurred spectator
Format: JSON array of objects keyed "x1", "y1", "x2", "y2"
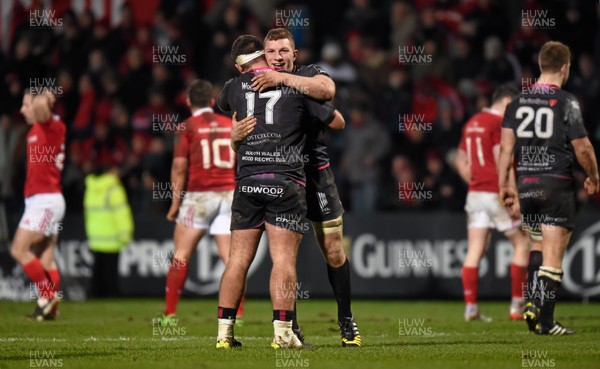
[
  {"x1": 342, "y1": 107, "x2": 390, "y2": 213},
  {"x1": 344, "y1": 0, "x2": 387, "y2": 42},
  {"x1": 479, "y1": 36, "x2": 521, "y2": 87},
  {"x1": 317, "y1": 43, "x2": 357, "y2": 85},
  {"x1": 431, "y1": 100, "x2": 462, "y2": 159},
  {"x1": 451, "y1": 38, "x2": 482, "y2": 85},
  {"x1": 422, "y1": 151, "x2": 465, "y2": 210},
  {"x1": 568, "y1": 54, "x2": 600, "y2": 136},
  {"x1": 376, "y1": 68, "x2": 412, "y2": 132},
  {"x1": 122, "y1": 47, "x2": 152, "y2": 111},
  {"x1": 2, "y1": 0, "x2": 599, "y2": 214},
  {"x1": 389, "y1": 1, "x2": 418, "y2": 55}
]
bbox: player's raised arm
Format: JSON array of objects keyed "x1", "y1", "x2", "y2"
[
  {"x1": 252, "y1": 70, "x2": 335, "y2": 101},
  {"x1": 498, "y1": 127, "x2": 517, "y2": 206}
]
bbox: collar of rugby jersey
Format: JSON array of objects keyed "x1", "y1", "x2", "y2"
[
  {"x1": 192, "y1": 107, "x2": 214, "y2": 116},
  {"x1": 482, "y1": 107, "x2": 502, "y2": 117}
]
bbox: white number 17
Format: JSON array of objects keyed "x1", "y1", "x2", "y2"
[{"x1": 245, "y1": 90, "x2": 282, "y2": 124}]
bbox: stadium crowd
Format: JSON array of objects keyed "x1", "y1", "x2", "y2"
[{"x1": 1, "y1": 0, "x2": 599, "y2": 215}]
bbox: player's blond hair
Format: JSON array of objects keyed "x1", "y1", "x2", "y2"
[
  {"x1": 538, "y1": 41, "x2": 571, "y2": 73},
  {"x1": 264, "y1": 28, "x2": 295, "y2": 50}
]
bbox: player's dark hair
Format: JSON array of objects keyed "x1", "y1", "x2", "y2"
[
  {"x1": 264, "y1": 28, "x2": 295, "y2": 50},
  {"x1": 539, "y1": 41, "x2": 571, "y2": 73},
  {"x1": 491, "y1": 84, "x2": 518, "y2": 103},
  {"x1": 187, "y1": 79, "x2": 212, "y2": 108},
  {"x1": 230, "y1": 35, "x2": 264, "y2": 66}
]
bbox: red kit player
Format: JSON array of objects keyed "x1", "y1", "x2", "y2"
[
  {"x1": 455, "y1": 85, "x2": 530, "y2": 321},
  {"x1": 11, "y1": 89, "x2": 66, "y2": 321},
  {"x1": 159, "y1": 80, "x2": 244, "y2": 324}
]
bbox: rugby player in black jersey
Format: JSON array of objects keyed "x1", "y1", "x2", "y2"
[
  {"x1": 498, "y1": 41, "x2": 599, "y2": 335},
  {"x1": 232, "y1": 28, "x2": 361, "y2": 347},
  {"x1": 215, "y1": 35, "x2": 345, "y2": 349}
]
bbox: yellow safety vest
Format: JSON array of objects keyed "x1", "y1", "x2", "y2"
[{"x1": 84, "y1": 173, "x2": 133, "y2": 252}]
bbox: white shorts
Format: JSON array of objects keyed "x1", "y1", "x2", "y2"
[
  {"x1": 19, "y1": 193, "x2": 66, "y2": 236},
  {"x1": 176, "y1": 191, "x2": 233, "y2": 234},
  {"x1": 464, "y1": 191, "x2": 518, "y2": 233}
]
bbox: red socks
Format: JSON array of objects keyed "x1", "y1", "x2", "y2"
[
  {"x1": 164, "y1": 258, "x2": 189, "y2": 315},
  {"x1": 462, "y1": 266, "x2": 478, "y2": 304},
  {"x1": 23, "y1": 258, "x2": 53, "y2": 300},
  {"x1": 510, "y1": 263, "x2": 527, "y2": 300},
  {"x1": 236, "y1": 294, "x2": 245, "y2": 318},
  {"x1": 47, "y1": 269, "x2": 60, "y2": 294}
]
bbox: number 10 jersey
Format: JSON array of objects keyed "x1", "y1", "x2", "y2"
[{"x1": 174, "y1": 107, "x2": 236, "y2": 192}]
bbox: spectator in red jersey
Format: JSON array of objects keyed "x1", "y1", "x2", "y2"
[
  {"x1": 11, "y1": 90, "x2": 66, "y2": 321},
  {"x1": 72, "y1": 73, "x2": 96, "y2": 139}
]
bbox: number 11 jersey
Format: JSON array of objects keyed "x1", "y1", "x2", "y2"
[{"x1": 458, "y1": 108, "x2": 503, "y2": 193}]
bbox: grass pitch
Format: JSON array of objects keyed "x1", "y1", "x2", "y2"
[{"x1": 1, "y1": 299, "x2": 599, "y2": 369}]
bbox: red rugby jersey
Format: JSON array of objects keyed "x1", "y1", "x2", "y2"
[
  {"x1": 174, "y1": 108, "x2": 235, "y2": 192},
  {"x1": 24, "y1": 115, "x2": 66, "y2": 197},
  {"x1": 458, "y1": 108, "x2": 502, "y2": 193}
]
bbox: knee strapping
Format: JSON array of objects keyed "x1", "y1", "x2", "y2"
[{"x1": 312, "y1": 216, "x2": 343, "y2": 235}]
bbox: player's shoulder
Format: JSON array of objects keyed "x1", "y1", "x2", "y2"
[
  {"x1": 44, "y1": 115, "x2": 66, "y2": 135},
  {"x1": 558, "y1": 89, "x2": 580, "y2": 106},
  {"x1": 467, "y1": 110, "x2": 500, "y2": 126},
  {"x1": 212, "y1": 111, "x2": 233, "y2": 126},
  {"x1": 294, "y1": 64, "x2": 330, "y2": 78}
]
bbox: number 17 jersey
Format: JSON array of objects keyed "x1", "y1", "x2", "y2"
[
  {"x1": 502, "y1": 84, "x2": 587, "y2": 178},
  {"x1": 217, "y1": 68, "x2": 335, "y2": 182}
]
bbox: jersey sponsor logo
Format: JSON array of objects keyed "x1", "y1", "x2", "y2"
[
  {"x1": 239, "y1": 184, "x2": 284, "y2": 197},
  {"x1": 27, "y1": 135, "x2": 38, "y2": 143},
  {"x1": 549, "y1": 99, "x2": 557, "y2": 107},
  {"x1": 519, "y1": 190, "x2": 545, "y2": 199},
  {"x1": 465, "y1": 126, "x2": 485, "y2": 134},
  {"x1": 241, "y1": 82, "x2": 253, "y2": 91},
  {"x1": 196, "y1": 127, "x2": 231, "y2": 134},
  {"x1": 562, "y1": 221, "x2": 600, "y2": 297},
  {"x1": 519, "y1": 97, "x2": 548, "y2": 106}
]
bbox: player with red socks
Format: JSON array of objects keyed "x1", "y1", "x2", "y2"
[
  {"x1": 160, "y1": 80, "x2": 244, "y2": 324},
  {"x1": 455, "y1": 85, "x2": 530, "y2": 322},
  {"x1": 11, "y1": 89, "x2": 65, "y2": 321}
]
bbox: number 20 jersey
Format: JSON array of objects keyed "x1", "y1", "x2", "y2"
[
  {"x1": 502, "y1": 84, "x2": 587, "y2": 178},
  {"x1": 217, "y1": 68, "x2": 335, "y2": 182}
]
